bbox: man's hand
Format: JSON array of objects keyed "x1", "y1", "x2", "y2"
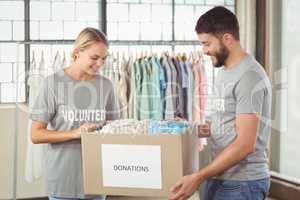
[
  {"x1": 168, "y1": 173, "x2": 203, "y2": 200},
  {"x1": 197, "y1": 121, "x2": 211, "y2": 138}
]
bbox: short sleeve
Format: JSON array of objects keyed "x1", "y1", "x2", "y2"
[
  {"x1": 29, "y1": 78, "x2": 56, "y2": 123},
  {"x1": 234, "y1": 71, "x2": 266, "y2": 114}
]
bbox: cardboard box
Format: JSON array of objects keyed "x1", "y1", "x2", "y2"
[{"x1": 81, "y1": 130, "x2": 198, "y2": 197}]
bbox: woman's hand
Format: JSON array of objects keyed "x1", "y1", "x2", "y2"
[{"x1": 71, "y1": 122, "x2": 102, "y2": 139}]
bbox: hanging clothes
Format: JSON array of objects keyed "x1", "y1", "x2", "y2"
[
  {"x1": 160, "y1": 55, "x2": 175, "y2": 120},
  {"x1": 118, "y1": 56, "x2": 129, "y2": 119},
  {"x1": 191, "y1": 56, "x2": 208, "y2": 151},
  {"x1": 139, "y1": 58, "x2": 151, "y2": 120},
  {"x1": 25, "y1": 51, "x2": 47, "y2": 183},
  {"x1": 192, "y1": 60, "x2": 201, "y2": 123},
  {"x1": 179, "y1": 59, "x2": 189, "y2": 119},
  {"x1": 155, "y1": 57, "x2": 167, "y2": 120},
  {"x1": 185, "y1": 60, "x2": 195, "y2": 123},
  {"x1": 173, "y1": 58, "x2": 184, "y2": 118},
  {"x1": 102, "y1": 52, "x2": 208, "y2": 129},
  {"x1": 128, "y1": 56, "x2": 136, "y2": 119},
  {"x1": 199, "y1": 60, "x2": 207, "y2": 124},
  {"x1": 134, "y1": 59, "x2": 142, "y2": 119},
  {"x1": 166, "y1": 55, "x2": 178, "y2": 117},
  {"x1": 52, "y1": 51, "x2": 63, "y2": 73},
  {"x1": 198, "y1": 57, "x2": 208, "y2": 150},
  {"x1": 149, "y1": 57, "x2": 163, "y2": 120},
  {"x1": 62, "y1": 51, "x2": 67, "y2": 68}
]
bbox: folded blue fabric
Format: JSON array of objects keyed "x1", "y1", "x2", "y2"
[{"x1": 148, "y1": 120, "x2": 190, "y2": 135}]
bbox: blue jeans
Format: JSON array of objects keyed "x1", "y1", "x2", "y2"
[
  {"x1": 49, "y1": 197, "x2": 105, "y2": 200},
  {"x1": 204, "y1": 178, "x2": 270, "y2": 200}
]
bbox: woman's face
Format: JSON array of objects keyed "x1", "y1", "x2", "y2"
[{"x1": 76, "y1": 42, "x2": 108, "y2": 75}]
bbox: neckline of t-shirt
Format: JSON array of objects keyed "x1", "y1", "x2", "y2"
[
  {"x1": 60, "y1": 69, "x2": 100, "y2": 82},
  {"x1": 221, "y1": 54, "x2": 252, "y2": 73}
]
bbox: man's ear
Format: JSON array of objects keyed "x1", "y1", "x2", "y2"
[{"x1": 222, "y1": 33, "x2": 234, "y2": 46}]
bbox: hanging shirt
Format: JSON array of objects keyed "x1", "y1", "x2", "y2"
[
  {"x1": 52, "y1": 51, "x2": 63, "y2": 73},
  {"x1": 185, "y1": 60, "x2": 194, "y2": 123},
  {"x1": 128, "y1": 57, "x2": 136, "y2": 119},
  {"x1": 180, "y1": 60, "x2": 189, "y2": 119},
  {"x1": 199, "y1": 61, "x2": 207, "y2": 124},
  {"x1": 150, "y1": 57, "x2": 163, "y2": 120},
  {"x1": 139, "y1": 58, "x2": 151, "y2": 120},
  {"x1": 167, "y1": 56, "x2": 178, "y2": 117},
  {"x1": 160, "y1": 55, "x2": 175, "y2": 120},
  {"x1": 180, "y1": 60, "x2": 189, "y2": 89},
  {"x1": 192, "y1": 61, "x2": 201, "y2": 123},
  {"x1": 134, "y1": 60, "x2": 142, "y2": 119},
  {"x1": 173, "y1": 58, "x2": 184, "y2": 118},
  {"x1": 26, "y1": 53, "x2": 47, "y2": 183},
  {"x1": 118, "y1": 57, "x2": 129, "y2": 119},
  {"x1": 155, "y1": 57, "x2": 167, "y2": 119}
]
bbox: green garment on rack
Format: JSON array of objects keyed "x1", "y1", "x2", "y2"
[
  {"x1": 150, "y1": 57, "x2": 163, "y2": 120},
  {"x1": 139, "y1": 58, "x2": 151, "y2": 120}
]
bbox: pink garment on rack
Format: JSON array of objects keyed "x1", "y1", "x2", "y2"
[
  {"x1": 192, "y1": 61, "x2": 200, "y2": 123},
  {"x1": 199, "y1": 60, "x2": 207, "y2": 124},
  {"x1": 192, "y1": 59, "x2": 207, "y2": 151},
  {"x1": 198, "y1": 59, "x2": 208, "y2": 150}
]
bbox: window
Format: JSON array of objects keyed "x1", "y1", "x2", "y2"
[
  {"x1": 0, "y1": 0, "x2": 25, "y2": 103},
  {"x1": 107, "y1": 0, "x2": 172, "y2": 41},
  {"x1": 174, "y1": 0, "x2": 235, "y2": 40},
  {"x1": 30, "y1": 0, "x2": 100, "y2": 40},
  {"x1": 0, "y1": 0, "x2": 235, "y2": 103}
]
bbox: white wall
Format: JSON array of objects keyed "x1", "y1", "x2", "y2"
[
  {"x1": 0, "y1": 105, "x2": 46, "y2": 199},
  {"x1": 279, "y1": 0, "x2": 300, "y2": 180}
]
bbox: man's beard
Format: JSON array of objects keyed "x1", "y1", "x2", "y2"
[{"x1": 212, "y1": 44, "x2": 229, "y2": 68}]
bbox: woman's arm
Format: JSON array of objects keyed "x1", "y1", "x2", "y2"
[{"x1": 31, "y1": 121, "x2": 100, "y2": 144}]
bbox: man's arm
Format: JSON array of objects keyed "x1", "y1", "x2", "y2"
[
  {"x1": 196, "y1": 113, "x2": 259, "y2": 180},
  {"x1": 169, "y1": 113, "x2": 259, "y2": 200}
]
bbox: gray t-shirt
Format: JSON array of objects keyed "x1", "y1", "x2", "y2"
[
  {"x1": 30, "y1": 70, "x2": 120, "y2": 198},
  {"x1": 209, "y1": 55, "x2": 272, "y2": 181}
]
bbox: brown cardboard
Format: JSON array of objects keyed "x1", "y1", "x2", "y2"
[{"x1": 81, "y1": 130, "x2": 198, "y2": 197}]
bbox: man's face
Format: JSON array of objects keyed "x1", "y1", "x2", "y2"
[{"x1": 198, "y1": 33, "x2": 229, "y2": 68}]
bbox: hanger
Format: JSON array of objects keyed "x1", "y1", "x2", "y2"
[
  {"x1": 182, "y1": 52, "x2": 187, "y2": 62},
  {"x1": 165, "y1": 51, "x2": 169, "y2": 57},
  {"x1": 171, "y1": 50, "x2": 175, "y2": 58},
  {"x1": 62, "y1": 50, "x2": 66, "y2": 68},
  {"x1": 117, "y1": 51, "x2": 120, "y2": 61},
  {"x1": 140, "y1": 51, "x2": 144, "y2": 59},
  {"x1": 122, "y1": 51, "x2": 125, "y2": 60},
  {"x1": 30, "y1": 50, "x2": 36, "y2": 74},
  {"x1": 176, "y1": 52, "x2": 182, "y2": 61},
  {"x1": 188, "y1": 51, "x2": 193, "y2": 62},
  {"x1": 31, "y1": 50, "x2": 35, "y2": 63}
]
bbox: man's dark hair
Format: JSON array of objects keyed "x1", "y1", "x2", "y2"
[{"x1": 195, "y1": 6, "x2": 240, "y2": 40}]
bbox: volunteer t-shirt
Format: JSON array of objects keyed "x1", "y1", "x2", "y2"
[
  {"x1": 30, "y1": 69, "x2": 119, "y2": 198},
  {"x1": 209, "y1": 55, "x2": 272, "y2": 181}
]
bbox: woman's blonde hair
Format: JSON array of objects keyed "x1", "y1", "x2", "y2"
[{"x1": 72, "y1": 27, "x2": 108, "y2": 61}]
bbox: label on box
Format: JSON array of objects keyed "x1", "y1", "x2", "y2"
[{"x1": 101, "y1": 144, "x2": 162, "y2": 189}]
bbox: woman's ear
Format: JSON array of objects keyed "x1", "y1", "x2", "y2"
[{"x1": 73, "y1": 48, "x2": 80, "y2": 60}]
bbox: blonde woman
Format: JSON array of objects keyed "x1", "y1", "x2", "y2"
[{"x1": 30, "y1": 27, "x2": 119, "y2": 200}]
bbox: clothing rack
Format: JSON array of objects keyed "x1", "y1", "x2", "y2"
[{"x1": 5, "y1": 40, "x2": 201, "y2": 46}]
